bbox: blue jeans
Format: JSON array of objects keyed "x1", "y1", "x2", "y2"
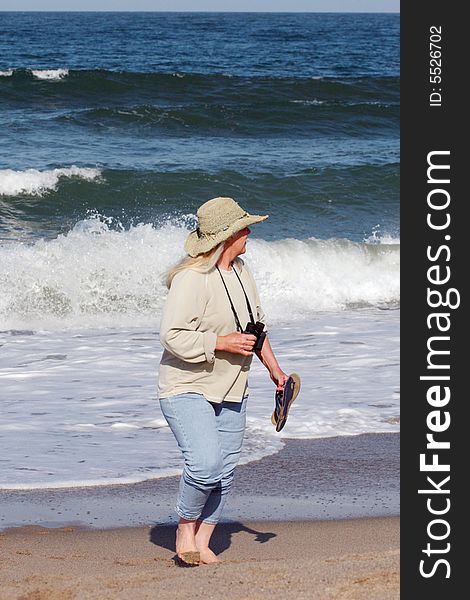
[{"x1": 159, "y1": 393, "x2": 247, "y2": 524}]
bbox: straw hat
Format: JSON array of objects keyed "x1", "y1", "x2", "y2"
[{"x1": 184, "y1": 197, "x2": 268, "y2": 257}]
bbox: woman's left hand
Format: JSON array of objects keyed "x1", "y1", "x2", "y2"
[{"x1": 269, "y1": 367, "x2": 289, "y2": 392}]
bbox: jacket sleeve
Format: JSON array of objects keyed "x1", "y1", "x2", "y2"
[{"x1": 159, "y1": 269, "x2": 217, "y2": 364}]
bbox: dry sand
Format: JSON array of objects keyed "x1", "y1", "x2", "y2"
[{"x1": 0, "y1": 517, "x2": 399, "y2": 600}]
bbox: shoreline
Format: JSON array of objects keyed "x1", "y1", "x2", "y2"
[
  {"x1": 1, "y1": 433, "x2": 399, "y2": 531},
  {"x1": 0, "y1": 516, "x2": 399, "y2": 600}
]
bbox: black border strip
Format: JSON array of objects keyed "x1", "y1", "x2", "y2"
[{"x1": 401, "y1": 2, "x2": 464, "y2": 594}]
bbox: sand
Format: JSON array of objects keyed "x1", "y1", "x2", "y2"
[
  {"x1": 0, "y1": 434, "x2": 400, "y2": 598},
  {"x1": 0, "y1": 517, "x2": 399, "y2": 600}
]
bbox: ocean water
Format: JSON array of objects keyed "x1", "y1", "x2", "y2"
[{"x1": 0, "y1": 12, "x2": 399, "y2": 489}]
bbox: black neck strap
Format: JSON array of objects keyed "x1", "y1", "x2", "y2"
[{"x1": 216, "y1": 264, "x2": 255, "y2": 332}]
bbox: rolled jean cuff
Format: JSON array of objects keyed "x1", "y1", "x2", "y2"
[
  {"x1": 175, "y1": 504, "x2": 201, "y2": 521},
  {"x1": 175, "y1": 504, "x2": 219, "y2": 524},
  {"x1": 201, "y1": 517, "x2": 219, "y2": 524}
]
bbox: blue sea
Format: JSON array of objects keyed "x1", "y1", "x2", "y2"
[{"x1": 0, "y1": 12, "x2": 400, "y2": 492}]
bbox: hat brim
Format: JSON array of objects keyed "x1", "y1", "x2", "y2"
[{"x1": 184, "y1": 213, "x2": 268, "y2": 257}]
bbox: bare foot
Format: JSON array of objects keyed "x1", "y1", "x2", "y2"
[
  {"x1": 176, "y1": 524, "x2": 199, "y2": 556},
  {"x1": 194, "y1": 520, "x2": 220, "y2": 564},
  {"x1": 199, "y1": 547, "x2": 221, "y2": 564},
  {"x1": 175, "y1": 528, "x2": 200, "y2": 566}
]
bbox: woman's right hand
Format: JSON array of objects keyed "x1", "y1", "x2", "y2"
[{"x1": 216, "y1": 332, "x2": 257, "y2": 356}]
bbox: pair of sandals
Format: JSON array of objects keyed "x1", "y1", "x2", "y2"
[{"x1": 271, "y1": 373, "x2": 301, "y2": 432}]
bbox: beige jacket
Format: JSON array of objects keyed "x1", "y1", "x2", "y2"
[{"x1": 158, "y1": 260, "x2": 266, "y2": 403}]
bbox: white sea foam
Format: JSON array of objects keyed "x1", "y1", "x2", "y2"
[
  {"x1": 0, "y1": 312, "x2": 399, "y2": 489},
  {"x1": 31, "y1": 68, "x2": 69, "y2": 80},
  {"x1": 363, "y1": 225, "x2": 400, "y2": 245},
  {"x1": 247, "y1": 236, "x2": 399, "y2": 317},
  {"x1": 0, "y1": 166, "x2": 102, "y2": 197},
  {"x1": 0, "y1": 217, "x2": 399, "y2": 330},
  {"x1": 0, "y1": 212, "x2": 400, "y2": 490},
  {"x1": 289, "y1": 99, "x2": 325, "y2": 105},
  {"x1": 0, "y1": 68, "x2": 69, "y2": 80}
]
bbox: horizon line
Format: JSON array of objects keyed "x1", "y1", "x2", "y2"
[{"x1": 0, "y1": 10, "x2": 400, "y2": 13}]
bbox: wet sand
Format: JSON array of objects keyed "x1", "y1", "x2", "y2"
[{"x1": 1, "y1": 433, "x2": 399, "y2": 530}]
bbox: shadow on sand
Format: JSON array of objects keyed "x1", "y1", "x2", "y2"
[{"x1": 150, "y1": 521, "x2": 276, "y2": 556}]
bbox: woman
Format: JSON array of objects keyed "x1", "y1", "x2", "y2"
[{"x1": 158, "y1": 196, "x2": 288, "y2": 566}]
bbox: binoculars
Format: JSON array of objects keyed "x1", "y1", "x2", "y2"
[{"x1": 244, "y1": 321, "x2": 266, "y2": 352}]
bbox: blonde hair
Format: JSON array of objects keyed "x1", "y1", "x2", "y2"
[{"x1": 166, "y1": 242, "x2": 225, "y2": 289}]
